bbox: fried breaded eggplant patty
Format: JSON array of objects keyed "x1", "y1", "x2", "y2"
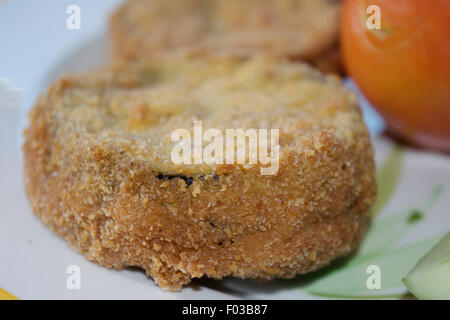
[
  {"x1": 110, "y1": 0, "x2": 342, "y2": 73},
  {"x1": 24, "y1": 56, "x2": 375, "y2": 290}
]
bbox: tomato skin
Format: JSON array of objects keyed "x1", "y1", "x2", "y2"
[{"x1": 341, "y1": 0, "x2": 450, "y2": 152}]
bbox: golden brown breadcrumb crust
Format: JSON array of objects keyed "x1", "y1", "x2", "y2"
[
  {"x1": 24, "y1": 56, "x2": 375, "y2": 290},
  {"x1": 110, "y1": 0, "x2": 342, "y2": 73}
]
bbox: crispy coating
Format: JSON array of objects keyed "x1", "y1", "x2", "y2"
[
  {"x1": 110, "y1": 0, "x2": 342, "y2": 73},
  {"x1": 23, "y1": 56, "x2": 375, "y2": 290}
]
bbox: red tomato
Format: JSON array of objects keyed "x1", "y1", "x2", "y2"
[{"x1": 341, "y1": 0, "x2": 450, "y2": 152}]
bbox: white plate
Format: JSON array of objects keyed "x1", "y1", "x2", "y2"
[{"x1": 1, "y1": 0, "x2": 449, "y2": 299}]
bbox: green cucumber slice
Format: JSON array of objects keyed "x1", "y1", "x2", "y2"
[{"x1": 403, "y1": 232, "x2": 450, "y2": 300}]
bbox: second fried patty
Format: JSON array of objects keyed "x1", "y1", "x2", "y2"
[
  {"x1": 110, "y1": 0, "x2": 341, "y2": 64},
  {"x1": 24, "y1": 56, "x2": 375, "y2": 290}
]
